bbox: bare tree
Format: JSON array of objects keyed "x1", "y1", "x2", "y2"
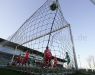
[
  {"x1": 91, "y1": 56, "x2": 95, "y2": 68},
  {"x1": 86, "y1": 55, "x2": 92, "y2": 68}
]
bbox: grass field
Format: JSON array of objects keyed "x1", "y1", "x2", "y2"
[
  {"x1": 0, "y1": 66, "x2": 95, "y2": 75},
  {"x1": 2, "y1": 66, "x2": 70, "y2": 73},
  {"x1": 72, "y1": 71, "x2": 93, "y2": 75},
  {"x1": 0, "y1": 68, "x2": 26, "y2": 75}
]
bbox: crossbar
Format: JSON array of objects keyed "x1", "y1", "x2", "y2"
[{"x1": 21, "y1": 24, "x2": 69, "y2": 46}]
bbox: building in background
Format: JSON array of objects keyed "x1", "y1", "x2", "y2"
[{"x1": 0, "y1": 38, "x2": 64, "y2": 68}]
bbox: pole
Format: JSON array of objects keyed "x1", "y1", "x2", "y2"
[
  {"x1": 69, "y1": 24, "x2": 78, "y2": 70},
  {"x1": 11, "y1": 45, "x2": 19, "y2": 63},
  {"x1": 78, "y1": 55, "x2": 81, "y2": 68}
]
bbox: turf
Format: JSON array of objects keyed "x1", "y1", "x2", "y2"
[
  {"x1": 5, "y1": 66, "x2": 67, "y2": 73},
  {"x1": 72, "y1": 70, "x2": 95, "y2": 75},
  {"x1": 72, "y1": 71, "x2": 91, "y2": 75},
  {"x1": 0, "y1": 68, "x2": 26, "y2": 75},
  {"x1": 0, "y1": 66, "x2": 95, "y2": 75}
]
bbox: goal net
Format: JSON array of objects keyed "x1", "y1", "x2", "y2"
[{"x1": 0, "y1": 0, "x2": 77, "y2": 73}]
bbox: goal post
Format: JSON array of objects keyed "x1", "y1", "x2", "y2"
[{"x1": 2, "y1": 0, "x2": 78, "y2": 73}]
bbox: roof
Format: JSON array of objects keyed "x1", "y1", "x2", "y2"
[
  {"x1": 0, "y1": 38, "x2": 64, "y2": 62},
  {"x1": 0, "y1": 38, "x2": 5, "y2": 42}
]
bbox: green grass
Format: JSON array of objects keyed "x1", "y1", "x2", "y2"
[
  {"x1": 0, "y1": 68, "x2": 26, "y2": 75},
  {"x1": 5, "y1": 66, "x2": 68, "y2": 73},
  {"x1": 73, "y1": 71, "x2": 90, "y2": 75},
  {"x1": 73, "y1": 70, "x2": 95, "y2": 75},
  {"x1": 0, "y1": 67, "x2": 66, "y2": 75},
  {"x1": 1, "y1": 66, "x2": 95, "y2": 75}
]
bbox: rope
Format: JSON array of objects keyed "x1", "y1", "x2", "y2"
[{"x1": 47, "y1": 2, "x2": 58, "y2": 47}]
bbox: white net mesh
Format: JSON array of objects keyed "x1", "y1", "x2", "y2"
[{"x1": 0, "y1": 0, "x2": 76, "y2": 73}]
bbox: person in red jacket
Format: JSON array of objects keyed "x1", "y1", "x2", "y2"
[
  {"x1": 22, "y1": 50, "x2": 30, "y2": 66},
  {"x1": 53, "y1": 57, "x2": 57, "y2": 69},
  {"x1": 43, "y1": 46, "x2": 52, "y2": 68},
  {"x1": 16, "y1": 54, "x2": 22, "y2": 66}
]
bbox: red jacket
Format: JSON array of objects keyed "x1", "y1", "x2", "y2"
[
  {"x1": 44, "y1": 49, "x2": 52, "y2": 58},
  {"x1": 24, "y1": 52, "x2": 29, "y2": 59}
]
